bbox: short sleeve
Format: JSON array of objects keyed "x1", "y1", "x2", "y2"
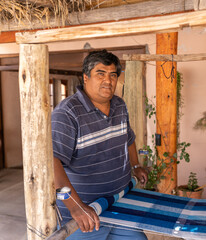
[{"x1": 51, "y1": 109, "x2": 77, "y2": 165}]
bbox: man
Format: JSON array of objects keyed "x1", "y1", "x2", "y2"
[{"x1": 52, "y1": 50, "x2": 148, "y2": 239}]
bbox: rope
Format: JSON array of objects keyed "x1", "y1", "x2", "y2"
[
  {"x1": 67, "y1": 193, "x2": 95, "y2": 223},
  {"x1": 27, "y1": 223, "x2": 47, "y2": 239},
  {"x1": 161, "y1": 54, "x2": 176, "y2": 83}
]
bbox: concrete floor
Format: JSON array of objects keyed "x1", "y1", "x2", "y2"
[
  {"x1": 0, "y1": 169, "x2": 183, "y2": 240},
  {"x1": 0, "y1": 168, "x2": 27, "y2": 240}
]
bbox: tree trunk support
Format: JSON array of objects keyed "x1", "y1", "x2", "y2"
[
  {"x1": 156, "y1": 32, "x2": 178, "y2": 194},
  {"x1": 124, "y1": 61, "x2": 147, "y2": 165},
  {"x1": 19, "y1": 44, "x2": 56, "y2": 240}
]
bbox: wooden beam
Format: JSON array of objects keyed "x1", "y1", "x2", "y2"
[
  {"x1": 156, "y1": 32, "x2": 178, "y2": 195},
  {"x1": 19, "y1": 44, "x2": 56, "y2": 240},
  {"x1": 124, "y1": 61, "x2": 147, "y2": 166},
  {"x1": 46, "y1": 219, "x2": 78, "y2": 240},
  {"x1": 123, "y1": 53, "x2": 206, "y2": 62},
  {"x1": 0, "y1": 29, "x2": 42, "y2": 44},
  {"x1": 50, "y1": 69, "x2": 82, "y2": 76},
  {"x1": 66, "y1": 76, "x2": 80, "y2": 96},
  {"x1": 0, "y1": 59, "x2": 4, "y2": 169},
  {"x1": 0, "y1": 65, "x2": 18, "y2": 71},
  {"x1": 199, "y1": 0, "x2": 206, "y2": 9},
  {"x1": 194, "y1": 0, "x2": 206, "y2": 10},
  {"x1": 0, "y1": 54, "x2": 19, "y2": 58},
  {"x1": 53, "y1": 79, "x2": 62, "y2": 108},
  {"x1": 1, "y1": 0, "x2": 194, "y2": 32},
  {"x1": 15, "y1": 10, "x2": 206, "y2": 44},
  {"x1": 0, "y1": 31, "x2": 16, "y2": 43},
  {"x1": 0, "y1": 66, "x2": 82, "y2": 77}
]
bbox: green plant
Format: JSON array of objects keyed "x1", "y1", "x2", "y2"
[
  {"x1": 143, "y1": 136, "x2": 191, "y2": 191},
  {"x1": 143, "y1": 90, "x2": 191, "y2": 191},
  {"x1": 187, "y1": 172, "x2": 199, "y2": 191},
  {"x1": 194, "y1": 111, "x2": 206, "y2": 131}
]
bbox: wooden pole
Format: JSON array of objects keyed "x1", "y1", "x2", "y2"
[
  {"x1": 156, "y1": 32, "x2": 178, "y2": 194},
  {"x1": 19, "y1": 44, "x2": 56, "y2": 240},
  {"x1": 124, "y1": 61, "x2": 147, "y2": 165},
  {"x1": 53, "y1": 79, "x2": 62, "y2": 108},
  {"x1": 46, "y1": 219, "x2": 79, "y2": 240},
  {"x1": 66, "y1": 76, "x2": 80, "y2": 97},
  {"x1": 123, "y1": 53, "x2": 206, "y2": 62}
]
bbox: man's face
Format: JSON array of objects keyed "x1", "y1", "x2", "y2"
[{"x1": 83, "y1": 63, "x2": 118, "y2": 104}]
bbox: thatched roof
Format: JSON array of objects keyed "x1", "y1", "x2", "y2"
[{"x1": 0, "y1": 0, "x2": 146, "y2": 30}]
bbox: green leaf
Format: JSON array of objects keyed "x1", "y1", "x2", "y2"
[
  {"x1": 163, "y1": 152, "x2": 169, "y2": 157},
  {"x1": 173, "y1": 153, "x2": 177, "y2": 158}
]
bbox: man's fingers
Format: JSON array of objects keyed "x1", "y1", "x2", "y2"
[
  {"x1": 95, "y1": 217, "x2": 100, "y2": 231},
  {"x1": 76, "y1": 218, "x2": 86, "y2": 232},
  {"x1": 92, "y1": 211, "x2": 100, "y2": 231}
]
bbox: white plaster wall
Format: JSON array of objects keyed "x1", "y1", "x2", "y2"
[{"x1": 177, "y1": 28, "x2": 206, "y2": 198}]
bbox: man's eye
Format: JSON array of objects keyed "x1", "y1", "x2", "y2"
[
  {"x1": 98, "y1": 72, "x2": 104, "y2": 76},
  {"x1": 111, "y1": 74, "x2": 117, "y2": 78}
]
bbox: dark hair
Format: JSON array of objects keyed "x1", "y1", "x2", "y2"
[{"x1": 82, "y1": 49, "x2": 122, "y2": 78}]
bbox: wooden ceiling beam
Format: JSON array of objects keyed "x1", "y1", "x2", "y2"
[
  {"x1": 1, "y1": 0, "x2": 194, "y2": 32},
  {"x1": 0, "y1": 65, "x2": 82, "y2": 77},
  {"x1": 16, "y1": 10, "x2": 206, "y2": 44},
  {"x1": 123, "y1": 53, "x2": 206, "y2": 62}
]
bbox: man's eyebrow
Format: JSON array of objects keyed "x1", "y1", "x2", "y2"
[
  {"x1": 96, "y1": 69, "x2": 118, "y2": 74},
  {"x1": 96, "y1": 69, "x2": 106, "y2": 73}
]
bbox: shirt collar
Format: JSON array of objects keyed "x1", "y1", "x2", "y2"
[{"x1": 76, "y1": 85, "x2": 96, "y2": 112}]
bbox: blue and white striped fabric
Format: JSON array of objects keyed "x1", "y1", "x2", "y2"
[
  {"x1": 96, "y1": 187, "x2": 206, "y2": 239},
  {"x1": 89, "y1": 177, "x2": 137, "y2": 215}
]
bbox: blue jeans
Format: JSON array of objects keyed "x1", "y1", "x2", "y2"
[{"x1": 65, "y1": 224, "x2": 148, "y2": 240}]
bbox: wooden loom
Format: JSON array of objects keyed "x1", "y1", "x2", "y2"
[{"x1": 45, "y1": 178, "x2": 206, "y2": 240}]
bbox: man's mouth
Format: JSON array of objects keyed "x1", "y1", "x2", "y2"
[{"x1": 101, "y1": 85, "x2": 112, "y2": 90}]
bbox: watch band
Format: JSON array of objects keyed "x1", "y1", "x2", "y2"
[{"x1": 131, "y1": 164, "x2": 141, "y2": 170}]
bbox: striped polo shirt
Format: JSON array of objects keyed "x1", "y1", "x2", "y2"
[{"x1": 52, "y1": 85, "x2": 135, "y2": 223}]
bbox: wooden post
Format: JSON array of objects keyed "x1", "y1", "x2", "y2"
[
  {"x1": 156, "y1": 32, "x2": 178, "y2": 194},
  {"x1": 53, "y1": 79, "x2": 62, "y2": 107},
  {"x1": 124, "y1": 61, "x2": 147, "y2": 165},
  {"x1": 19, "y1": 44, "x2": 56, "y2": 240},
  {"x1": 67, "y1": 76, "x2": 80, "y2": 97}
]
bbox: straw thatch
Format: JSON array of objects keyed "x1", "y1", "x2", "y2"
[
  {"x1": 0, "y1": 0, "x2": 147, "y2": 29},
  {"x1": 0, "y1": 0, "x2": 89, "y2": 27}
]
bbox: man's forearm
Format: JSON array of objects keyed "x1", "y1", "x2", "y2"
[{"x1": 128, "y1": 142, "x2": 141, "y2": 168}]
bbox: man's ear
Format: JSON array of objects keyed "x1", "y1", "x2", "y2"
[{"x1": 83, "y1": 74, "x2": 89, "y2": 84}]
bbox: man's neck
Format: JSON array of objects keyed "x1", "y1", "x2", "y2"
[{"x1": 92, "y1": 100, "x2": 110, "y2": 116}]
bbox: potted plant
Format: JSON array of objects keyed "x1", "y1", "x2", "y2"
[
  {"x1": 142, "y1": 140, "x2": 191, "y2": 192},
  {"x1": 143, "y1": 91, "x2": 191, "y2": 192},
  {"x1": 177, "y1": 172, "x2": 204, "y2": 199}
]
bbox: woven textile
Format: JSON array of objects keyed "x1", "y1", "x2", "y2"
[{"x1": 91, "y1": 182, "x2": 206, "y2": 239}]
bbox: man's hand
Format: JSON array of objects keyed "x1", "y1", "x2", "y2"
[
  {"x1": 128, "y1": 143, "x2": 148, "y2": 186},
  {"x1": 54, "y1": 157, "x2": 100, "y2": 233},
  {"x1": 69, "y1": 201, "x2": 100, "y2": 233},
  {"x1": 133, "y1": 167, "x2": 148, "y2": 187}
]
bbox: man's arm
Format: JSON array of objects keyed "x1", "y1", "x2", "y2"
[
  {"x1": 128, "y1": 142, "x2": 148, "y2": 185},
  {"x1": 54, "y1": 157, "x2": 100, "y2": 232}
]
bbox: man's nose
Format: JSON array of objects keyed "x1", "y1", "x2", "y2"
[{"x1": 104, "y1": 73, "x2": 112, "y2": 83}]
